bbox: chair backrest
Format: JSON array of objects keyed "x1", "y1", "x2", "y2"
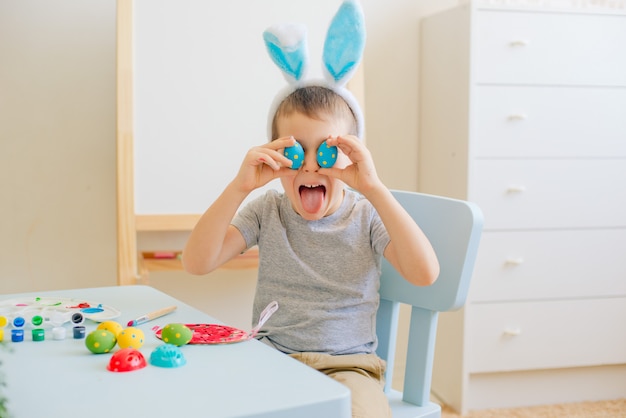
[{"x1": 376, "y1": 190, "x2": 483, "y2": 412}]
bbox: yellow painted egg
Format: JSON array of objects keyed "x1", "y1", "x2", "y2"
[
  {"x1": 117, "y1": 327, "x2": 145, "y2": 349},
  {"x1": 97, "y1": 321, "x2": 123, "y2": 337},
  {"x1": 161, "y1": 323, "x2": 192, "y2": 346},
  {"x1": 85, "y1": 329, "x2": 117, "y2": 354}
]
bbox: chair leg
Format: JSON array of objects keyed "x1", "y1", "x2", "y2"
[
  {"x1": 403, "y1": 307, "x2": 439, "y2": 406},
  {"x1": 376, "y1": 299, "x2": 400, "y2": 392}
]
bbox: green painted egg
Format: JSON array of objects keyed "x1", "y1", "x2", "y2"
[
  {"x1": 161, "y1": 323, "x2": 192, "y2": 346},
  {"x1": 85, "y1": 329, "x2": 117, "y2": 354}
]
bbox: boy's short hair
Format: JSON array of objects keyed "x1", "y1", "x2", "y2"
[{"x1": 271, "y1": 85, "x2": 358, "y2": 140}]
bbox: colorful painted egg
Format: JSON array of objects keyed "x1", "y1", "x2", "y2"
[
  {"x1": 107, "y1": 348, "x2": 147, "y2": 372},
  {"x1": 160, "y1": 323, "x2": 192, "y2": 346},
  {"x1": 117, "y1": 327, "x2": 145, "y2": 349},
  {"x1": 85, "y1": 329, "x2": 117, "y2": 354},
  {"x1": 317, "y1": 140, "x2": 337, "y2": 168},
  {"x1": 97, "y1": 320, "x2": 123, "y2": 337},
  {"x1": 284, "y1": 141, "x2": 304, "y2": 169},
  {"x1": 150, "y1": 344, "x2": 186, "y2": 368}
]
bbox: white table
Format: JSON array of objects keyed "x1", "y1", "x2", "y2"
[{"x1": 0, "y1": 285, "x2": 351, "y2": 418}]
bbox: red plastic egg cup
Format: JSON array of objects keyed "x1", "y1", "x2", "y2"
[{"x1": 107, "y1": 348, "x2": 147, "y2": 372}]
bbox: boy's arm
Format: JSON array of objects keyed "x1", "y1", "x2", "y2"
[
  {"x1": 322, "y1": 135, "x2": 439, "y2": 286},
  {"x1": 182, "y1": 182, "x2": 249, "y2": 275},
  {"x1": 366, "y1": 186, "x2": 440, "y2": 287},
  {"x1": 182, "y1": 137, "x2": 296, "y2": 275}
]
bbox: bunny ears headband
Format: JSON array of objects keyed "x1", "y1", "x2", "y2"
[{"x1": 263, "y1": 0, "x2": 366, "y2": 140}]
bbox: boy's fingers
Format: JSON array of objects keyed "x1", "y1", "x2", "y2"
[
  {"x1": 269, "y1": 136, "x2": 296, "y2": 150},
  {"x1": 253, "y1": 148, "x2": 293, "y2": 169}
]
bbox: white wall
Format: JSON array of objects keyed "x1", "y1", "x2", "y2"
[
  {"x1": 0, "y1": 1, "x2": 117, "y2": 294},
  {"x1": 362, "y1": 0, "x2": 459, "y2": 191}
]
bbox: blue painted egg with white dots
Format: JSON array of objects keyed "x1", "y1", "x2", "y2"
[
  {"x1": 284, "y1": 141, "x2": 304, "y2": 169},
  {"x1": 317, "y1": 141, "x2": 337, "y2": 167}
]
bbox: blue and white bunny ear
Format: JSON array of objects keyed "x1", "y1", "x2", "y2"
[
  {"x1": 263, "y1": 23, "x2": 308, "y2": 84},
  {"x1": 322, "y1": 0, "x2": 366, "y2": 87},
  {"x1": 263, "y1": 0, "x2": 367, "y2": 140}
]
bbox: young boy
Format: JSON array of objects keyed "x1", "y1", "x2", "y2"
[{"x1": 182, "y1": 85, "x2": 439, "y2": 418}]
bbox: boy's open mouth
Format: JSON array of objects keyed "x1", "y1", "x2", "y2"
[{"x1": 299, "y1": 185, "x2": 326, "y2": 213}]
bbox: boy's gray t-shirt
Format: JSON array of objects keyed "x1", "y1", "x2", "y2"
[{"x1": 231, "y1": 189, "x2": 390, "y2": 355}]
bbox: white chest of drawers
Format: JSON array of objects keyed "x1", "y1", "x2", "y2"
[{"x1": 419, "y1": 2, "x2": 626, "y2": 413}]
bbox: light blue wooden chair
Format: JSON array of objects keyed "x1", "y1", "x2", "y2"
[{"x1": 376, "y1": 190, "x2": 483, "y2": 418}]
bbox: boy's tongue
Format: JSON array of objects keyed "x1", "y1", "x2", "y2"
[{"x1": 300, "y1": 186, "x2": 325, "y2": 214}]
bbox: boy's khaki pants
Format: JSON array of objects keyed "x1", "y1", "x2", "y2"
[{"x1": 289, "y1": 352, "x2": 392, "y2": 418}]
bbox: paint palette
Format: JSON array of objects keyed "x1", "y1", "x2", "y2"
[
  {"x1": 0, "y1": 296, "x2": 121, "y2": 324},
  {"x1": 154, "y1": 323, "x2": 250, "y2": 345},
  {"x1": 153, "y1": 301, "x2": 279, "y2": 345}
]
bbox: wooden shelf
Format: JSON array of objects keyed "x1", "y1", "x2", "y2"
[
  {"x1": 135, "y1": 214, "x2": 201, "y2": 232},
  {"x1": 139, "y1": 247, "x2": 259, "y2": 273}
]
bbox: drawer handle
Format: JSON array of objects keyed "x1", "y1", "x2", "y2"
[
  {"x1": 503, "y1": 327, "x2": 521, "y2": 336},
  {"x1": 508, "y1": 113, "x2": 527, "y2": 121},
  {"x1": 505, "y1": 257, "x2": 524, "y2": 266},
  {"x1": 509, "y1": 39, "x2": 529, "y2": 47},
  {"x1": 506, "y1": 185, "x2": 526, "y2": 193}
]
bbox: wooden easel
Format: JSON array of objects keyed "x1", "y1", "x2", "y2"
[{"x1": 115, "y1": 0, "x2": 365, "y2": 286}]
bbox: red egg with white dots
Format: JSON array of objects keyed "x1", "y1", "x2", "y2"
[{"x1": 107, "y1": 348, "x2": 147, "y2": 372}]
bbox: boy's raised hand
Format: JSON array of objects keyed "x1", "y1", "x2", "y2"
[
  {"x1": 320, "y1": 135, "x2": 384, "y2": 196},
  {"x1": 234, "y1": 136, "x2": 297, "y2": 193}
]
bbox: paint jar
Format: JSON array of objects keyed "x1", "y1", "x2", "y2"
[
  {"x1": 73, "y1": 326, "x2": 86, "y2": 339},
  {"x1": 11, "y1": 329, "x2": 24, "y2": 342},
  {"x1": 52, "y1": 327, "x2": 66, "y2": 340},
  {"x1": 32, "y1": 328, "x2": 45, "y2": 342}
]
